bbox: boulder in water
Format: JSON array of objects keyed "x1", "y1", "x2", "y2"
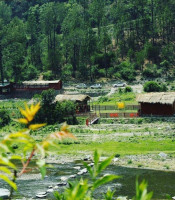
[
  {"x1": 36, "y1": 192, "x2": 47, "y2": 198},
  {"x1": 83, "y1": 155, "x2": 91, "y2": 161},
  {"x1": 113, "y1": 158, "x2": 119, "y2": 162},
  {"x1": 69, "y1": 174, "x2": 76, "y2": 179},
  {"x1": 88, "y1": 163, "x2": 94, "y2": 167},
  {"x1": 77, "y1": 168, "x2": 87, "y2": 175},
  {"x1": 73, "y1": 166, "x2": 81, "y2": 170},
  {"x1": 47, "y1": 188, "x2": 54, "y2": 193},
  {"x1": 60, "y1": 176, "x2": 68, "y2": 181},
  {"x1": 57, "y1": 182, "x2": 67, "y2": 186},
  {"x1": 0, "y1": 188, "x2": 10, "y2": 199}
]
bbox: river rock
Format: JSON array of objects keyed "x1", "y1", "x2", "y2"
[
  {"x1": 36, "y1": 192, "x2": 47, "y2": 198},
  {"x1": 73, "y1": 166, "x2": 81, "y2": 170},
  {"x1": 77, "y1": 168, "x2": 87, "y2": 175},
  {"x1": 88, "y1": 163, "x2": 94, "y2": 167},
  {"x1": 53, "y1": 185, "x2": 59, "y2": 189},
  {"x1": 60, "y1": 176, "x2": 68, "y2": 181},
  {"x1": 83, "y1": 155, "x2": 91, "y2": 161},
  {"x1": 117, "y1": 196, "x2": 127, "y2": 200},
  {"x1": 0, "y1": 188, "x2": 10, "y2": 199},
  {"x1": 69, "y1": 174, "x2": 77, "y2": 179},
  {"x1": 113, "y1": 158, "x2": 119, "y2": 162},
  {"x1": 48, "y1": 185, "x2": 53, "y2": 188},
  {"x1": 172, "y1": 196, "x2": 175, "y2": 200},
  {"x1": 159, "y1": 152, "x2": 167, "y2": 159},
  {"x1": 57, "y1": 182, "x2": 67, "y2": 186},
  {"x1": 47, "y1": 188, "x2": 54, "y2": 193},
  {"x1": 81, "y1": 168, "x2": 87, "y2": 173}
]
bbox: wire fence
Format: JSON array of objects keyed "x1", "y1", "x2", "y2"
[{"x1": 91, "y1": 104, "x2": 140, "y2": 111}]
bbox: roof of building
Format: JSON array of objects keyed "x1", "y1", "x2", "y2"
[
  {"x1": 55, "y1": 94, "x2": 91, "y2": 102},
  {"x1": 137, "y1": 92, "x2": 175, "y2": 105},
  {"x1": 23, "y1": 80, "x2": 60, "y2": 85},
  {"x1": 0, "y1": 82, "x2": 11, "y2": 88}
]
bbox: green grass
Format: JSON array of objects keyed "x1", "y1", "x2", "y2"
[
  {"x1": 93, "y1": 92, "x2": 137, "y2": 105},
  {"x1": 55, "y1": 139, "x2": 175, "y2": 157}
]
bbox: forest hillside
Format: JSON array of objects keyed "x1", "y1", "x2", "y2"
[{"x1": 0, "y1": 0, "x2": 174, "y2": 82}]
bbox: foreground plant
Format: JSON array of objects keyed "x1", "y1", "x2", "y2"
[
  {"x1": 54, "y1": 151, "x2": 153, "y2": 200},
  {"x1": 132, "y1": 179, "x2": 153, "y2": 200},
  {"x1": 0, "y1": 103, "x2": 153, "y2": 200},
  {"x1": 0, "y1": 102, "x2": 75, "y2": 197},
  {"x1": 54, "y1": 150, "x2": 120, "y2": 200}
]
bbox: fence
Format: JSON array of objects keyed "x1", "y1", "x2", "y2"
[
  {"x1": 100, "y1": 112, "x2": 139, "y2": 118},
  {"x1": 76, "y1": 112, "x2": 139, "y2": 118},
  {"x1": 91, "y1": 104, "x2": 140, "y2": 111}
]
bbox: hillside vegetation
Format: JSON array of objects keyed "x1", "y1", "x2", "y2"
[{"x1": 0, "y1": 0, "x2": 174, "y2": 82}]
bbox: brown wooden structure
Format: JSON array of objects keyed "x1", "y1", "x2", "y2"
[
  {"x1": 137, "y1": 92, "x2": 175, "y2": 116},
  {"x1": 14, "y1": 80, "x2": 62, "y2": 91},
  {"x1": 55, "y1": 94, "x2": 91, "y2": 113},
  {"x1": 0, "y1": 82, "x2": 13, "y2": 95}
]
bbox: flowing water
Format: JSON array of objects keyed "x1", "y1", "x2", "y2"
[{"x1": 0, "y1": 161, "x2": 175, "y2": 199}]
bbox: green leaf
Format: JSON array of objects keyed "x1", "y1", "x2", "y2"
[
  {"x1": 104, "y1": 188, "x2": 116, "y2": 200},
  {"x1": 54, "y1": 191, "x2": 64, "y2": 200},
  {"x1": 36, "y1": 159, "x2": 45, "y2": 167},
  {"x1": 0, "y1": 167, "x2": 12, "y2": 176},
  {"x1": 0, "y1": 157, "x2": 17, "y2": 170},
  {"x1": 94, "y1": 150, "x2": 100, "y2": 168},
  {"x1": 10, "y1": 155, "x2": 22, "y2": 160},
  {"x1": 66, "y1": 179, "x2": 89, "y2": 200},
  {"x1": 0, "y1": 143, "x2": 11, "y2": 152},
  {"x1": 36, "y1": 159, "x2": 46, "y2": 179},
  {"x1": 0, "y1": 174, "x2": 17, "y2": 190},
  {"x1": 133, "y1": 179, "x2": 153, "y2": 200},
  {"x1": 39, "y1": 166, "x2": 46, "y2": 179},
  {"x1": 83, "y1": 162, "x2": 93, "y2": 178},
  {"x1": 93, "y1": 175, "x2": 120, "y2": 190},
  {"x1": 36, "y1": 144, "x2": 45, "y2": 158},
  {"x1": 97, "y1": 155, "x2": 114, "y2": 175}
]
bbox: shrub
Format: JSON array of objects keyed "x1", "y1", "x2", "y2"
[
  {"x1": 144, "y1": 81, "x2": 168, "y2": 92},
  {"x1": 128, "y1": 159, "x2": 132, "y2": 164},
  {"x1": 124, "y1": 86, "x2": 133, "y2": 93},
  {"x1": 160, "y1": 83, "x2": 168, "y2": 92},
  {"x1": 98, "y1": 96, "x2": 109, "y2": 103},
  {"x1": 43, "y1": 70, "x2": 55, "y2": 80},
  {"x1": 144, "y1": 81, "x2": 161, "y2": 92},
  {"x1": 61, "y1": 64, "x2": 73, "y2": 80},
  {"x1": 41, "y1": 89, "x2": 56, "y2": 106},
  {"x1": 0, "y1": 109, "x2": 10, "y2": 127},
  {"x1": 118, "y1": 88, "x2": 123, "y2": 93},
  {"x1": 142, "y1": 64, "x2": 161, "y2": 78},
  {"x1": 22, "y1": 64, "x2": 39, "y2": 80}
]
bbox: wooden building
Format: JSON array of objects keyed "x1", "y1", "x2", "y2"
[
  {"x1": 55, "y1": 94, "x2": 91, "y2": 113},
  {"x1": 0, "y1": 82, "x2": 13, "y2": 95},
  {"x1": 137, "y1": 92, "x2": 175, "y2": 116},
  {"x1": 14, "y1": 80, "x2": 62, "y2": 91}
]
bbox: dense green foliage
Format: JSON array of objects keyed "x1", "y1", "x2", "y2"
[
  {"x1": 0, "y1": 0, "x2": 175, "y2": 82},
  {"x1": 0, "y1": 109, "x2": 10, "y2": 127},
  {"x1": 35, "y1": 89, "x2": 77, "y2": 124},
  {"x1": 143, "y1": 81, "x2": 168, "y2": 92}
]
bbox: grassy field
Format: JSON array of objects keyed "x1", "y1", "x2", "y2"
[
  {"x1": 1, "y1": 117, "x2": 175, "y2": 158},
  {"x1": 1, "y1": 99, "x2": 175, "y2": 171},
  {"x1": 93, "y1": 92, "x2": 138, "y2": 105}
]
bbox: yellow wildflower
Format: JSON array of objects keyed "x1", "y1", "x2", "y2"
[
  {"x1": 19, "y1": 102, "x2": 41, "y2": 123},
  {"x1": 117, "y1": 102, "x2": 125, "y2": 109},
  {"x1": 29, "y1": 123, "x2": 47, "y2": 130}
]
